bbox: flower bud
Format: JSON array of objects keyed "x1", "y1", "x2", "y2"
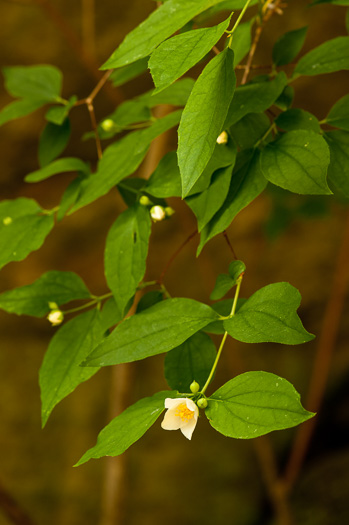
[
  {"x1": 3, "y1": 216, "x2": 12, "y2": 226},
  {"x1": 47, "y1": 309, "x2": 64, "y2": 326},
  {"x1": 165, "y1": 206, "x2": 175, "y2": 217},
  {"x1": 197, "y1": 398, "x2": 208, "y2": 409},
  {"x1": 48, "y1": 301, "x2": 59, "y2": 310},
  {"x1": 190, "y1": 380, "x2": 200, "y2": 394},
  {"x1": 101, "y1": 119, "x2": 115, "y2": 132},
  {"x1": 216, "y1": 131, "x2": 228, "y2": 145},
  {"x1": 150, "y1": 205, "x2": 166, "y2": 222},
  {"x1": 139, "y1": 195, "x2": 152, "y2": 206}
]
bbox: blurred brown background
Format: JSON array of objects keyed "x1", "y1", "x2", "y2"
[{"x1": 0, "y1": 1, "x2": 349, "y2": 524}]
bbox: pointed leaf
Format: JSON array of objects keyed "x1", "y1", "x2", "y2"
[
  {"x1": 40, "y1": 309, "x2": 104, "y2": 426},
  {"x1": 0, "y1": 98, "x2": 47, "y2": 126},
  {"x1": 38, "y1": 119, "x2": 71, "y2": 167},
  {"x1": 206, "y1": 371, "x2": 314, "y2": 439},
  {"x1": 260, "y1": 130, "x2": 331, "y2": 195},
  {"x1": 0, "y1": 271, "x2": 90, "y2": 317},
  {"x1": 178, "y1": 47, "x2": 236, "y2": 196},
  {"x1": 3, "y1": 65, "x2": 62, "y2": 102},
  {"x1": 45, "y1": 96, "x2": 77, "y2": 125},
  {"x1": 275, "y1": 109, "x2": 321, "y2": 133},
  {"x1": 25, "y1": 157, "x2": 90, "y2": 183},
  {"x1": 76, "y1": 391, "x2": 175, "y2": 465},
  {"x1": 83, "y1": 298, "x2": 220, "y2": 367},
  {"x1": 149, "y1": 16, "x2": 232, "y2": 94},
  {"x1": 324, "y1": 130, "x2": 349, "y2": 197},
  {"x1": 224, "y1": 282, "x2": 314, "y2": 344},
  {"x1": 294, "y1": 36, "x2": 349, "y2": 76},
  {"x1": 165, "y1": 331, "x2": 216, "y2": 391},
  {"x1": 0, "y1": 198, "x2": 54, "y2": 269},
  {"x1": 101, "y1": 0, "x2": 230, "y2": 69},
  {"x1": 326, "y1": 94, "x2": 349, "y2": 131},
  {"x1": 110, "y1": 57, "x2": 149, "y2": 86},
  {"x1": 272, "y1": 26, "x2": 308, "y2": 66},
  {"x1": 105, "y1": 205, "x2": 152, "y2": 316}
]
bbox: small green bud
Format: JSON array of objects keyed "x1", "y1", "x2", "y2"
[
  {"x1": 48, "y1": 301, "x2": 59, "y2": 310},
  {"x1": 139, "y1": 195, "x2": 152, "y2": 206},
  {"x1": 197, "y1": 398, "x2": 208, "y2": 409},
  {"x1": 150, "y1": 205, "x2": 166, "y2": 222},
  {"x1": 164, "y1": 206, "x2": 175, "y2": 217},
  {"x1": 101, "y1": 119, "x2": 115, "y2": 132},
  {"x1": 3, "y1": 216, "x2": 13, "y2": 226},
  {"x1": 190, "y1": 380, "x2": 200, "y2": 394}
]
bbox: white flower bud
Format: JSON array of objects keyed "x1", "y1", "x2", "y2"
[
  {"x1": 216, "y1": 131, "x2": 228, "y2": 144},
  {"x1": 150, "y1": 205, "x2": 166, "y2": 222},
  {"x1": 47, "y1": 309, "x2": 64, "y2": 326}
]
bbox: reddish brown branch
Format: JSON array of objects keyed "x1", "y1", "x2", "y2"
[
  {"x1": 282, "y1": 211, "x2": 349, "y2": 491},
  {"x1": 158, "y1": 229, "x2": 198, "y2": 285},
  {"x1": 0, "y1": 480, "x2": 35, "y2": 525},
  {"x1": 223, "y1": 230, "x2": 238, "y2": 259}
]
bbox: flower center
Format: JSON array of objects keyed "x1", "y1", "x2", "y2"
[{"x1": 175, "y1": 403, "x2": 194, "y2": 422}]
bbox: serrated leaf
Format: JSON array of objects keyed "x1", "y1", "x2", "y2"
[
  {"x1": 0, "y1": 271, "x2": 90, "y2": 317},
  {"x1": 149, "y1": 16, "x2": 231, "y2": 94},
  {"x1": 0, "y1": 198, "x2": 54, "y2": 270},
  {"x1": 326, "y1": 94, "x2": 349, "y2": 131},
  {"x1": 275, "y1": 109, "x2": 321, "y2": 133},
  {"x1": 83, "y1": 298, "x2": 220, "y2": 367},
  {"x1": 3, "y1": 65, "x2": 62, "y2": 102},
  {"x1": 38, "y1": 119, "x2": 71, "y2": 167},
  {"x1": 71, "y1": 110, "x2": 182, "y2": 212},
  {"x1": 45, "y1": 96, "x2": 77, "y2": 125},
  {"x1": 186, "y1": 164, "x2": 234, "y2": 231},
  {"x1": 294, "y1": 36, "x2": 349, "y2": 76},
  {"x1": 105, "y1": 205, "x2": 152, "y2": 316},
  {"x1": 101, "y1": 0, "x2": 229, "y2": 69},
  {"x1": 224, "y1": 72, "x2": 287, "y2": 128},
  {"x1": 210, "y1": 260, "x2": 245, "y2": 300},
  {"x1": 206, "y1": 371, "x2": 314, "y2": 439},
  {"x1": 198, "y1": 149, "x2": 267, "y2": 254},
  {"x1": 324, "y1": 130, "x2": 349, "y2": 197},
  {"x1": 75, "y1": 391, "x2": 175, "y2": 465},
  {"x1": 165, "y1": 331, "x2": 216, "y2": 391},
  {"x1": 260, "y1": 130, "x2": 331, "y2": 195},
  {"x1": 272, "y1": 26, "x2": 308, "y2": 67},
  {"x1": 178, "y1": 47, "x2": 236, "y2": 196},
  {"x1": 109, "y1": 57, "x2": 149, "y2": 86},
  {"x1": 0, "y1": 98, "x2": 47, "y2": 126},
  {"x1": 40, "y1": 309, "x2": 104, "y2": 426},
  {"x1": 230, "y1": 113, "x2": 271, "y2": 150},
  {"x1": 25, "y1": 157, "x2": 90, "y2": 183},
  {"x1": 224, "y1": 282, "x2": 314, "y2": 344}
]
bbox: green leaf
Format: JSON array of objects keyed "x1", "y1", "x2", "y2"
[
  {"x1": 0, "y1": 198, "x2": 54, "y2": 270},
  {"x1": 25, "y1": 157, "x2": 90, "y2": 183},
  {"x1": 75, "y1": 391, "x2": 175, "y2": 465},
  {"x1": 178, "y1": 47, "x2": 236, "y2": 196},
  {"x1": 272, "y1": 26, "x2": 308, "y2": 66},
  {"x1": 210, "y1": 260, "x2": 245, "y2": 300},
  {"x1": 229, "y1": 113, "x2": 271, "y2": 150},
  {"x1": 165, "y1": 331, "x2": 216, "y2": 391},
  {"x1": 109, "y1": 57, "x2": 149, "y2": 86},
  {"x1": 0, "y1": 271, "x2": 90, "y2": 317},
  {"x1": 324, "y1": 130, "x2": 349, "y2": 197},
  {"x1": 71, "y1": 110, "x2": 182, "y2": 212},
  {"x1": 198, "y1": 149, "x2": 267, "y2": 254},
  {"x1": 260, "y1": 130, "x2": 331, "y2": 195},
  {"x1": 40, "y1": 309, "x2": 104, "y2": 427},
  {"x1": 105, "y1": 205, "x2": 152, "y2": 316},
  {"x1": 3, "y1": 65, "x2": 62, "y2": 102},
  {"x1": 275, "y1": 109, "x2": 321, "y2": 133},
  {"x1": 224, "y1": 282, "x2": 314, "y2": 344},
  {"x1": 274, "y1": 85, "x2": 295, "y2": 111},
  {"x1": 311, "y1": 0, "x2": 349, "y2": 7},
  {"x1": 196, "y1": 0, "x2": 258, "y2": 22},
  {"x1": 136, "y1": 291, "x2": 164, "y2": 313},
  {"x1": 83, "y1": 298, "x2": 220, "y2": 367},
  {"x1": 294, "y1": 36, "x2": 349, "y2": 76},
  {"x1": 149, "y1": 16, "x2": 232, "y2": 94},
  {"x1": 230, "y1": 20, "x2": 252, "y2": 66},
  {"x1": 38, "y1": 119, "x2": 71, "y2": 167},
  {"x1": 224, "y1": 72, "x2": 287, "y2": 128},
  {"x1": 101, "y1": 0, "x2": 230, "y2": 69},
  {"x1": 57, "y1": 175, "x2": 85, "y2": 221},
  {"x1": 205, "y1": 297, "x2": 246, "y2": 334},
  {"x1": 206, "y1": 371, "x2": 314, "y2": 439},
  {"x1": 0, "y1": 98, "x2": 47, "y2": 126},
  {"x1": 45, "y1": 96, "x2": 77, "y2": 125},
  {"x1": 186, "y1": 164, "x2": 234, "y2": 231},
  {"x1": 138, "y1": 78, "x2": 195, "y2": 107},
  {"x1": 326, "y1": 94, "x2": 349, "y2": 131},
  {"x1": 99, "y1": 297, "x2": 125, "y2": 333},
  {"x1": 145, "y1": 152, "x2": 182, "y2": 198}
]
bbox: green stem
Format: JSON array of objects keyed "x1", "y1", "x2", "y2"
[
  {"x1": 201, "y1": 276, "x2": 243, "y2": 395},
  {"x1": 254, "y1": 122, "x2": 276, "y2": 148},
  {"x1": 227, "y1": 0, "x2": 253, "y2": 46}
]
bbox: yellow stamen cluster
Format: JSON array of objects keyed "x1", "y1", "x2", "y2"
[{"x1": 175, "y1": 403, "x2": 195, "y2": 422}]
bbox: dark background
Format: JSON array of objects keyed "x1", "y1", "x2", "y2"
[{"x1": 0, "y1": 1, "x2": 348, "y2": 524}]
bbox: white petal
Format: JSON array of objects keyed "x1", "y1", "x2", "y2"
[
  {"x1": 185, "y1": 398, "x2": 199, "y2": 417},
  {"x1": 164, "y1": 397, "x2": 185, "y2": 409},
  {"x1": 180, "y1": 418, "x2": 198, "y2": 440},
  {"x1": 161, "y1": 409, "x2": 182, "y2": 430}
]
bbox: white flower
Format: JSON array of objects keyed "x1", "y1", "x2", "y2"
[
  {"x1": 216, "y1": 131, "x2": 228, "y2": 144},
  {"x1": 47, "y1": 309, "x2": 64, "y2": 326},
  {"x1": 150, "y1": 205, "x2": 166, "y2": 222},
  {"x1": 161, "y1": 398, "x2": 199, "y2": 440}
]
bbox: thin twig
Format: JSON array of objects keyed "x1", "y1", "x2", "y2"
[
  {"x1": 282, "y1": 210, "x2": 349, "y2": 491},
  {"x1": 158, "y1": 229, "x2": 198, "y2": 285},
  {"x1": 87, "y1": 102, "x2": 103, "y2": 160},
  {"x1": 0, "y1": 480, "x2": 35, "y2": 525},
  {"x1": 223, "y1": 230, "x2": 238, "y2": 259}
]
